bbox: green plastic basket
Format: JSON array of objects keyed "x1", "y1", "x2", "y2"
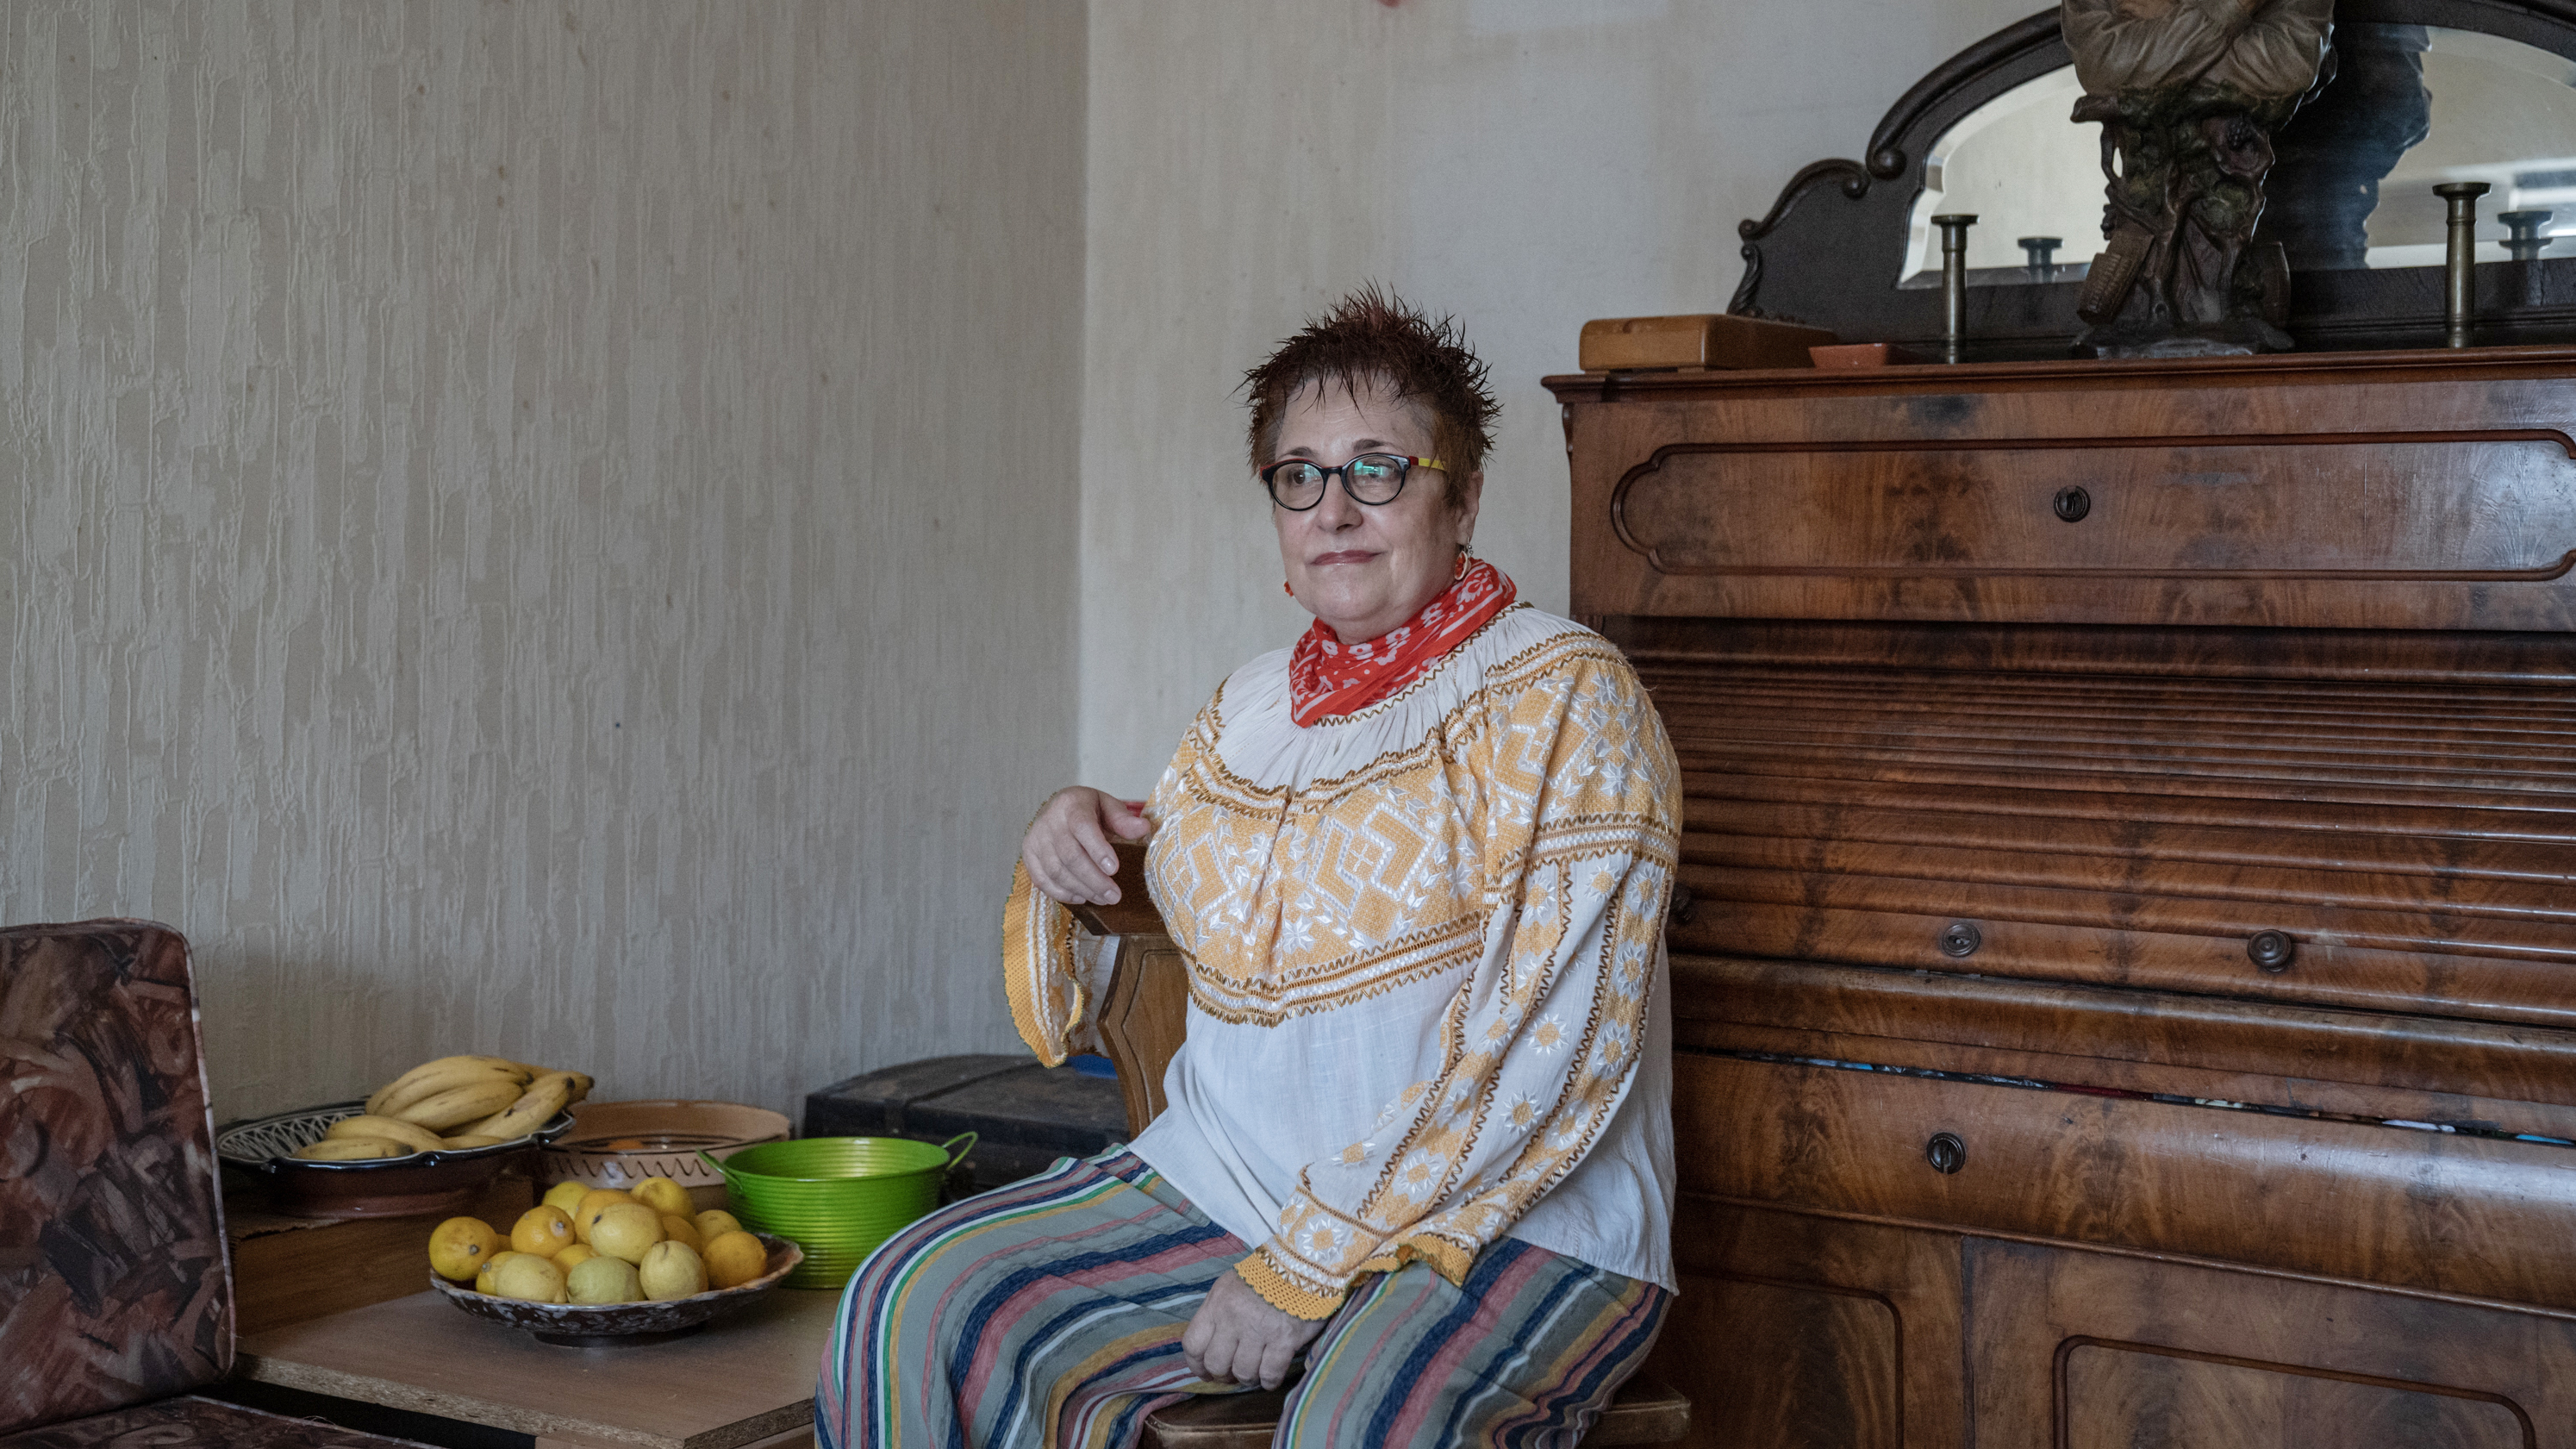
[{"x1": 701, "y1": 1133, "x2": 974, "y2": 1290}]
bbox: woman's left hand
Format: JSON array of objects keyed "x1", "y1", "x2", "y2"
[{"x1": 1182, "y1": 1265, "x2": 1327, "y2": 1390}]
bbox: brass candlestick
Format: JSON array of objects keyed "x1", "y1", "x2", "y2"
[
  {"x1": 1934, "y1": 214, "x2": 1978, "y2": 363},
  {"x1": 2434, "y1": 181, "x2": 2491, "y2": 348}
]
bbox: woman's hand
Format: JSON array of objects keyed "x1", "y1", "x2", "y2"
[
  {"x1": 1021, "y1": 787, "x2": 1153, "y2": 906},
  {"x1": 1182, "y1": 1265, "x2": 1326, "y2": 1390}
]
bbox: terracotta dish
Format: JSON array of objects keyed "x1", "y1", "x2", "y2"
[
  {"x1": 537, "y1": 1099, "x2": 791, "y2": 1203},
  {"x1": 430, "y1": 1234, "x2": 803, "y2": 1347},
  {"x1": 1807, "y1": 341, "x2": 1929, "y2": 368},
  {"x1": 217, "y1": 1100, "x2": 575, "y2": 1219}
]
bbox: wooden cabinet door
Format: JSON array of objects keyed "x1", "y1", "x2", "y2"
[
  {"x1": 1644, "y1": 1197, "x2": 1964, "y2": 1449},
  {"x1": 1964, "y1": 1238, "x2": 2576, "y2": 1447}
]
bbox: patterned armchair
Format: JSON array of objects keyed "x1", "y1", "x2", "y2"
[{"x1": 0, "y1": 920, "x2": 424, "y2": 1449}]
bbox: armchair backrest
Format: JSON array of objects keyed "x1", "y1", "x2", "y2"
[{"x1": 0, "y1": 921, "x2": 231, "y2": 1435}]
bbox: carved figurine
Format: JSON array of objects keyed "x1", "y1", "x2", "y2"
[{"x1": 2062, "y1": 0, "x2": 2335, "y2": 355}]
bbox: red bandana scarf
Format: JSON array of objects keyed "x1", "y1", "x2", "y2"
[{"x1": 1287, "y1": 559, "x2": 1517, "y2": 727}]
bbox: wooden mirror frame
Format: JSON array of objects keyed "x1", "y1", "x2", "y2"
[{"x1": 1731, "y1": 0, "x2": 2576, "y2": 359}]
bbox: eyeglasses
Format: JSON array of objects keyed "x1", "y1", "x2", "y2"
[{"x1": 1259, "y1": 453, "x2": 1446, "y2": 511}]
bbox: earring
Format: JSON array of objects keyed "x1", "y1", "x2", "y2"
[
  {"x1": 1283, "y1": 579, "x2": 1294, "y2": 596},
  {"x1": 1453, "y1": 547, "x2": 1470, "y2": 581}
]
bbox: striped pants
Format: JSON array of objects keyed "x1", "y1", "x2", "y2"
[{"x1": 816, "y1": 1150, "x2": 1668, "y2": 1449}]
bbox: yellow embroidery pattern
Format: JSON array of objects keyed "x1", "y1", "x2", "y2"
[
  {"x1": 1002, "y1": 861, "x2": 1085, "y2": 1067},
  {"x1": 1146, "y1": 636, "x2": 1669, "y2": 1026},
  {"x1": 1146, "y1": 634, "x2": 1680, "y2": 1318},
  {"x1": 995, "y1": 626, "x2": 1681, "y2": 1321}
]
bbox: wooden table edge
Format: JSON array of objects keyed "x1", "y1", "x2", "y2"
[{"x1": 235, "y1": 1352, "x2": 818, "y2": 1449}]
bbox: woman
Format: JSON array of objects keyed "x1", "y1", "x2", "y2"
[{"x1": 820, "y1": 290, "x2": 1680, "y2": 1449}]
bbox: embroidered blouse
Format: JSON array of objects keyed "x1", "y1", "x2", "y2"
[{"x1": 1003, "y1": 604, "x2": 1681, "y2": 1319}]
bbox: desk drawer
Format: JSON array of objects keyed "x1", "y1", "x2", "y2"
[
  {"x1": 1968, "y1": 1240, "x2": 2576, "y2": 1449},
  {"x1": 1612, "y1": 434, "x2": 2576, "y2": 581},
  {"x1": 1675, "y1": 1049, "x2": 2576, "y2": 1309}
]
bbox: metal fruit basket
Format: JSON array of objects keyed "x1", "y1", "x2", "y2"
[
  {"x1": 430, "y1": 1234, "x2": 804, "y2": 1347},
  {"x1": 216, "y1": 1098, "x2": 576, "y2": 1218}
]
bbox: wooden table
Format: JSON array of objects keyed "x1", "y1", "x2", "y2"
[
  {"x1": 237, "y1": 1285, "x2": 842, "y2": 1449},
  {"x1": 225, "y1": 1174, "x2": 540, "y2": 1337}
]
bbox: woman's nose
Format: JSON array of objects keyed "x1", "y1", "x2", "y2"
[{"x1": 1312, "y1": 483, "x2": 1364, "y2": 529}]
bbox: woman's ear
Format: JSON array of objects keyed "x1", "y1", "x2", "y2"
[{"x1": 1453, "y1": 469, "x2": 1486, "y2": 543}]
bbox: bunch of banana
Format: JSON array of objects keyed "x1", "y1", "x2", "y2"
[
  {"x1": 290, "y1": 1113, "x2": 446, "y2": 1160},
  {"x1": 293, "y1": 1137, "x2": 412, "y2": 1161},
  {"x1": 365, "y1": 1055, "x2": 530, "y2": 1128},
  {"x1": 457, "y1": 1068, "x2": 593, "y2": 1143},
  {"x1": 326, "y1": 1053, "x2": 597, "y2": 1148}
]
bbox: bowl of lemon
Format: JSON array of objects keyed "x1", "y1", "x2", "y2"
[{"x1": 426, "y1": 1176, "x2": 802, "y2": 1346}]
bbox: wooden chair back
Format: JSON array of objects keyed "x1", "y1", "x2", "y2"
[{"x1": 1063, "y1": 840, "x2": 1185, "y2": 1136}]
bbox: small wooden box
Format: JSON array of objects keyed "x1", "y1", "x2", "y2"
[{"x1": 1579, "y1": 313, "x2": 1836, "y2": 372}]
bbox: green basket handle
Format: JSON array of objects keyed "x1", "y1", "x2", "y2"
[
  {"x1": 939, "y1": 1132, "x2": 977, "y2": 1165},
  {"x1": 697, "y1": 1148, "x2": 731, "y2": 1178}
]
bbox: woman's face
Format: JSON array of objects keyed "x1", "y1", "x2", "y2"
[{"x1": 1269, "y1": 378, "x2": 1484, "y2": 644}]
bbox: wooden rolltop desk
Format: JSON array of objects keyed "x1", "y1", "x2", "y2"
[
  {"x1": 1537, "y1": 2, "x2": 2576, "y2": 1437},
  {"x1": 1546, "y1": 342, "x2": 2576, "y2": 1443}
]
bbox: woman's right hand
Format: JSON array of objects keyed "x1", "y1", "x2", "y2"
[{"x1": 1022, "y1": 787, "x2": 1154, "y2": 907}]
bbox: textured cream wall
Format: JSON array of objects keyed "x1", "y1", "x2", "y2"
[
  {"x1": 1077, "y1": 0, "x2": 2045, "y2": 791},
  {"x1": 2, "y1": 2, "x2": 1086, "y2": 1123}
]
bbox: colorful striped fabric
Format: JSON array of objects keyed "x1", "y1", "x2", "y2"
[{"x1": 816, "y1": 1150, "x2": 1668, "y2": 1449}]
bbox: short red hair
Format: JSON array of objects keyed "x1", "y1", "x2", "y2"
[{"x1": 1243, "y1": 286, "x2": 1500, "y2": 510}]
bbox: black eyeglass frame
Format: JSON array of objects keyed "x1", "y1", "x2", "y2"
[{"x1": 1257, "y1": 453, "x2": 1448, "y2": 511}]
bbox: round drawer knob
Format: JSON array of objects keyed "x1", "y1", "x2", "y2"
[
  {"x1": 2053, "y1": 485, "x2": 2092, "y2": 522},
  {"x1": 1940, "y1": 921, "x2": 1982, "y2": 958},
  {"x1": 1925, "y1": 1132, "x2": 1968, "y2": 1174},
  {"x1": 2248, "y1": 929, "x2": 2296, "y2": 972}
]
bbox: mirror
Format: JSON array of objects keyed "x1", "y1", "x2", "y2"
[
  {"x1": 1901, "y1": 66, "x2": 2103, "y2": 287},
  {"x1": 1903, "y1": 22, "x2": 2576, "y2": 285}
]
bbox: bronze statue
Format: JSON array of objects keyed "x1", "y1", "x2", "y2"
[{"x1": 2063, "y1": 0, "x2": 2335, "y2": 355}]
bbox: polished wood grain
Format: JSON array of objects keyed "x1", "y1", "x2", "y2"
[
  {"x1": 1672, "y1": 957, "x2": 2576, "y2": 1121},
  {"x1": 1604, "y1": 615, "x2": 2576, "y2": 684},
  {"x1": 1092, "y1": 931, "x2": 1189, "y2": 1136},
  {"x1": 1064, "y1": 839, "x2": 1162, "y2": 940},
  {"x1": 1688, "y1": 1015, "x2": 2576, "y2": 1146},
  {"x1": 1549, "y1": 347, "x2": 2576, "y2": 629},
  {"x1": 1563, "y1": 56, "x2": 2576, "y2": 1442},
  {"x1": 1965, "y1": 1240, "x2": 2576, "y2": 1446},
  {"x1": 1637, "y1": 641, "x2": 2576, "y2": 1028},
  {"x1": 1615, "y1": 434, "x2": 2576, "y2": 580},
  {"x1": 1065, "y1": 839, "x2": 1193, "y2": 1135},
  {"x1": 227, "y1": 1172, "x2": 539, "y2": 1336},
  {"x1": 1647, "y1": 1201, "x2": 1963, "y2": 1449},
  {"x1": 1674, "y1": 1051, "x2": 2576, "y2": 1310},
  {"x1": 2063, "y1": 1349, "x2": 2526, "y2": 1449},
  {"x1": 1576, "y1": 314, "x2": 1835, "y2": 372}
]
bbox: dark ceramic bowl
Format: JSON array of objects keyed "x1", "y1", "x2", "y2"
[
  {"x1": 429, "y1": 1234, "x2": 805, "y2": 1346},
  {"x1": 216, "y1": 1098, "x2": 575, "y2": 1219}
]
